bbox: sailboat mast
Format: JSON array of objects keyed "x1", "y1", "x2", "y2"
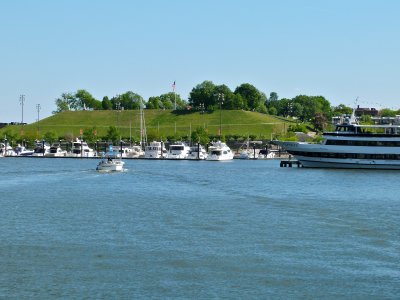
[
  {"x1": 139, "y1": 102, "x2": 143, "y2": 150},
  {"x1": 139, "y1": 100, "x2": 147, "y2": 150}
]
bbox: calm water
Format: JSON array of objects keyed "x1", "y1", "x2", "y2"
[{"x1": 0, "y1": 157, "x2": 399, "y2": 299}]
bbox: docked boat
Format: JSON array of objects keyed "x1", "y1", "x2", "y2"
[
  {"x1": 31, "y1": 141, "x2": 51, "y2": 156},
  {"x1": 187, "y1": 144, "x2": 208, "y2": 160},
  {"x1": 112, "y1": 144, "x2": 144, "y2": 158},
  {"x1": 237, "y1": 149, "x2": 256, "y2": 159},
  {"x1": 46, "y1": 143, "x2": 67, "y2": 157},
  {"x1": 70, "y1": 138, "x2": 95, "y2": 157},
  {"x1": 0, "y1": 143, "x2": 15, "y2": 157},
  {"x1": 236, "y1": 138, "x2": 256, "y2": 159},
  {"x1": 277, "y1": 111, "x2": 400, "y2": 169},
  {"x1": 96, "y1": 157, "x2": 125, "y2": 172},
  {"x1": 15, "y1": 145, "x2": 34, "y2": 156},
  {"x1": 257, "y1": 149, "x2": 277, "y2": 159},
  {"x1": 206, "y1": 141, "x2": 234, "y2": 161},
  {"x1": 166, "y1": 142, "x2": 190, "y2": 159},
  {"x1": 144, "y1": 141, "x2": 167, "y2": 159}
]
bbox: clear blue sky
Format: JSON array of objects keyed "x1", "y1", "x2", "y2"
[{"x1": 1, "y1": 0, "x2": 400, "y2": 123}]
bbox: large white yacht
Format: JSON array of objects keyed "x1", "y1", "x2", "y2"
[
  {"x1": 166, "y1": 142, "x2": 190, "y2": 159},
  {"x1": 187, "y1": 144, "x2": 208, "y2": 160},
  {"x1": 206, "y1": 141, "x2": 234, "y2": 161},
  {"x1": 46, "y1": 142, "x2": 67, "y2": 157},
  {"x1": 144, "y1": 141, "x2": 167, "y2": 159},
  {"x1": 278, "y1": 112, "x2": 400, "y2": 169},
  {"x1": 70, "y1": 138, "x2": 95, "y2": 157}
]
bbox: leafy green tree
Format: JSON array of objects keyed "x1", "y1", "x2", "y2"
[
  {"x1": 111, "y1": 92, "x2": 145, "y2": 110},
  {"x1": 43, "y1": 131, "x2": 57, "y2": 144},
  {"x1": 188, "y1": 80, "x2": 217, "y2": 109},
  {"x1": 269, "y1": 92, "x2": 279, "y2": 102},
  {"x1": 380, "y1": 108, "x2": 397, "y2": 117},
  {"x1": 292, "y1": 103, "x2": 304, "y2": 118},
  {"x1": 102, "y1": 96, "x2": 112, "y2": 110},
  {"x1": 292, "y1": 95, "x2": 332, "y2": 121},
  {"x1": 75, "y1": 89, "x2": 102, "y2": 110},
  {"x1": 53, "y1": 92, "x2": 75, "y2": 113},
  {"x1": 83, "y1": 127, "x2": 98, "y2": 143},
  {"x1": 159, "y1": 92, "x2": 185, "y2": 109},
  {"x1": 147, "y1": 96, "x2": 163, "y2": 109},
  {"x1": 161, "y1": 96, "x2": 173, "y2": 109},
  {"x1": 214, "y1": 85, "x2": 235, "y2": 109},
  {"x1": 269, "y1": 106, "x2": 277, "y2": 115},
  {"x1": 231, "y1": 94, "x2": 245, "y2": 110},
  {"x1": 268, "y1": 98, "x2": 290, "y2": 116},
  {"x1": 234, "y1": 83, "x2": 266, "y2": 111},
  {"x1": 359, "y1": 114, "x2": 373, "y2": 125},
  {"x1": 2, "y1": 130, "x2": 18, "y2": 146},
  {"x1": 292, "y1": 95, "x2": 316, "y2": 121},
  {"x1": 256, "y1": 103, "x2": 268, "y2": 114},
  {"x1": 191, "y1": 127, "x2": 210, "y2": 145},
  {"x1": 333, "y1": 104, "x2": 352, "y2": 115},
  {"x1": 104, "y1": 126, "x2": 121, "y2": 144}
]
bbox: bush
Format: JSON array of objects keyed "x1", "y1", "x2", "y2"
[
  {"x1": 287, "y1": 123, "x2": 308, "y2": 133},
  {"x1": 269, "y1": 107, "x2": 277, "y2": 115}
]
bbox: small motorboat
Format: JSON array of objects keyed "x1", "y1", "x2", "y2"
[{"x1": 96, "y1": 158, "x2": 125, "y2": 172}]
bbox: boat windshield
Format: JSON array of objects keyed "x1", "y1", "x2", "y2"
[
  {"x1": 335, "y1": 125, "x2": 356, "y2": 132},
  {"x1": 211, "y1": 150, "x2": 222, "y2": 155},
  {"x1": 171, "y1": 146, "x2": 184, "y2": 151}
]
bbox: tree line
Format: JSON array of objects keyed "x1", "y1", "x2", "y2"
[{"x1": 54, "y1": 81, "x2": 400, "y2": 131}]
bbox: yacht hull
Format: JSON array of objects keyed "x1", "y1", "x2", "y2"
[
  {"x1": 279, "y1": 141, "x2": 400, "y2": 169},
  {"x1": 96, "y1": 160, "x2": 125, "y2": 172},
  {"x1": 297, "y1": 157, "x2": 400, "y2": 169}
]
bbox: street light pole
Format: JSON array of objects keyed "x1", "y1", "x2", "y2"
[
  {"x1": 19, "y1": 95, "x2": 25, "y2": 124},
  {"x1": 116, "y1": 97, "x2": 121, "y2": 131},
  {"x1": 200, "y1": 102, "x2": 205, "y2": 128},
  {"x1": 36, "y1": 104, "x2": 41, "y2": 137},
  {"x1": 215, "y1": 93, "x2": 224, "y2": 139}
]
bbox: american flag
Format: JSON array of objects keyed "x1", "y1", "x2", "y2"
[{"x1": 172, "y1": 81, "x2": 176, "y2": 91}]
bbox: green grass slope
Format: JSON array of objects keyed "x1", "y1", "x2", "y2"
[{"x1": 1, "y1": 109, "x2": 290, "y2": 141}]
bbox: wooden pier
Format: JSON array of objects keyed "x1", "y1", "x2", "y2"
[{"x1": 280, "y1": 160, "x2": 302, "y2": 168}]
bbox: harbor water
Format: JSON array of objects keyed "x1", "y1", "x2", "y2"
[{"x1": 0, "y1": 158, "x2": 399, "y2": 299}]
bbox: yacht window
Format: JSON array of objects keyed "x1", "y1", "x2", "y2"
[{"x1": 171, "y1": 146, "x2": 184, "y2": 150}]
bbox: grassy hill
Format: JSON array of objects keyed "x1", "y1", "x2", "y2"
[{"x1": 0, "y1": 109, "x2": 291, "y2": 142}]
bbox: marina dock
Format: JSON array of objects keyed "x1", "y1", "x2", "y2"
[{"x1": 280, "y1": 160, "x2": 302, "y2": 168}]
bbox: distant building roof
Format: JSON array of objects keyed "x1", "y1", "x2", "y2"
[{"x1": 355, "y1": 105, "x2": 379, "y2": 116}]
